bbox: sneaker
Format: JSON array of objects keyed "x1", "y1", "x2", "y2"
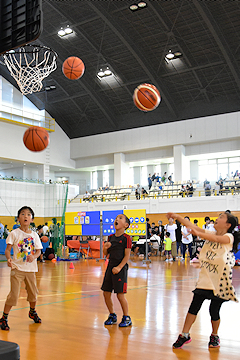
[
  {"x1": 173, "y1": 334, "x2": 191, "y2": 349},
  {"x1": 209, "y1": 334, "x2": 220, "y2": 348},
  {"x1": 104, "y1": 313, "x2": 117, "y2": 325},
  {"x1": 29, "y1": 311, "x2": 41, "y2": 323},
  {"x1": 119, "y1": 315, "x2": 132, "y2": 327},
  {"x1": 165, "y1": 259, "x2": 169, "y2": 262},
  {"x1": 0, "y1": 317, "x2": 10, "y2": 331}
]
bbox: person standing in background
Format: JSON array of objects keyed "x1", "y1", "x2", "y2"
[
  {"x1": 148, "y1": 174, "x2": 152, "y2": 191},
  {"x1": 165, "y1": 217, "x2": 177, "y2": 261},
  {"x1": 0, "y1": 221, "x2": 4, "y2": 239}
]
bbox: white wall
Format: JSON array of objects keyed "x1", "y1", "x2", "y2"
[
  {"x1": 71, "y1": 112, "x2": 240, "y2": 166},
  {"x1": 67, "y1": 195, "x2": 240, "y2": 214}
]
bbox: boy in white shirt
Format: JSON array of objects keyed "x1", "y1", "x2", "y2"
[{"x1": 0, "y1": 206, "x2": 43, "y2": 330}]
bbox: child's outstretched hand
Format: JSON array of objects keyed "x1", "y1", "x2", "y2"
[
  {"x1": 7, "y1": 258, "x2": 12, "y2": 268},
  {"x1": 112, "y1": 266, "x2": 121, "y2": 274},
  {"x1": 104, "y1": 242, "x2": 111, "y2": 250},
  {"x1": 166, "y1": 212, "x2": 177, "y2": 220}
]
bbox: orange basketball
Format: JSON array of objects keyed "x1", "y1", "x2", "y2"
[
  {"x1": 23, "y1": 127, "x2": 49, "y2": 152},
  {"x1": 133, "y1": 83, "x2": 161, "y2": 111},
  {"x1": 41, "y1": 236, "x2": 49, "y2": 243},
  {"x1": 62, "y1": 56, "x2": 85, "y2": 80}
]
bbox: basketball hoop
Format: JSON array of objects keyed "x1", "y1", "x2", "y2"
[{"x1": 3, "y1": 44, "x2": 57, "y2": 95}]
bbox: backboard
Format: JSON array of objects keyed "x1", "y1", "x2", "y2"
[{"x1": 0, "y1": 0, "x2": 43, "y2": 55}]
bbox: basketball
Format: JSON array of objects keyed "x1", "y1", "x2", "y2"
[
  {"x1": 48, "y1": 253, "x2": 55, "y2": 260},
  {"x1": 41, "y1": 236, "x2": 49, "y2": 243},
  {"x1": 23, "y1": 127, "x2": 49, "y2": 152},
  {"x1": 133, "y1": 83, "x2": 161, "y2": 112},
  {"x1": 62, "y1": 56, "x2": 85, "y2": 80}
]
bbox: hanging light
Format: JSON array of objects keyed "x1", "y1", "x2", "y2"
[
  {"x1": 58, "y1": 28, "x2": 65, "y2": 37},
  {"x1": 130, "y1": 4, "x2": 138, "y2": 10},
  {"x1": 64, "y1": 25, "x2": 73, "y2": 34},
  {"x1": 104, "y1": 68, "x2": 112, "y2": 76},
  {"x1": 166, "y1": 50, "x2": 174, "y2": 59},
  {"x1": 98, "y1": 69, "x2": 105, "y2": 77},
  {"x1": 138, "y1": 2, "x2": 147, "y2": 8}
]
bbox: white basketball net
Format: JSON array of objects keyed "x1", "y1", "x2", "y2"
[{"x1": 3, "y1": 45, "x2": 57, "y2": 95}]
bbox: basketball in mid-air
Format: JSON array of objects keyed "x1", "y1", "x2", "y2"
[
  {"x1": 133, "y1": 83, "x2": 161, "y2": 111},
  {"x1": 62, "y1": 56, "x2": 85, "y2": 80},
  {"x1": 41, "y1": 236, "x2": 49, "y2": 243},
  {"x1": 23, "y1": 127, "x2": 49, "y2": 152}
]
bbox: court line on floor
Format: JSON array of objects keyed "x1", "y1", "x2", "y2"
[{"x1": 8, "y1": 277, "x2": 199, "y2": 311}]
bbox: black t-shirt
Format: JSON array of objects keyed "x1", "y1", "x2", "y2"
[{"x1": 107, "y1": 233, "x2": 132, "y2": 266}]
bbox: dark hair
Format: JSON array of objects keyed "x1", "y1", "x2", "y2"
[
  {"x1": 146, "y1": 218, "x2": 149, "y2": 222},
  {"x1": 184, "y1": 216, "x2": 190, "y2": 220},
  {"x1": 204, "y1": 216, "x2": 210, "y2": 222},
  {"x1": 166, "y1": 232, "x2": 170, "y2": 237},
  {"x1": 194, "y1": 219, "x2": 198, "y2": 224},
  {"x1": 123, "y1": 215, "x2": 130, "y2": 229},
  {"x1": 17, "y1": 206, "x2": 34, "y2": 219},
  {"x1": 225, "y1": 213, "x2": 240, "y2": 253},
  {"x1": 225, "y1": 209, "x2": 231, "y2": 214}
]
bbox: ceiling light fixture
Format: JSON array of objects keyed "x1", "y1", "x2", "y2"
[
  {"x1": 97, "y1": 66, "x2": 114, "y2": 79},
  {"x1": 58, "y1": 28, "x2": 65, "y2": 37},
  {"x1": 129, "y1": 4, "x2": 138, "y2": 10},
  {"x1": 138, "y1": 2, "x2": 147, "y2": 8},
  {"x1": 97, "y1": 69, "x2": 105, "y2": 77},
  {"x1": 166, "y1": 50, "x2": 174, "y2": 59},
  {"x1": 58, "y1": 25, "x2": 73, "y2": 37},
  {"x1": 104, "y1": 68, "x2": 112, "y2": 76},
  {"x1": 64, "y1": 25, "x2": 73, "y2": 34}
]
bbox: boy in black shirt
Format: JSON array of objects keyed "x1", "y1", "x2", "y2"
[{"x1": 101, "y1": 214, "x2": 132, "y2": 327}]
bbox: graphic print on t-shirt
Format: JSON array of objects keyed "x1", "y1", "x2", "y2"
[{"x1": 17, "y1": 237, "x2": 35, "y2": 262}]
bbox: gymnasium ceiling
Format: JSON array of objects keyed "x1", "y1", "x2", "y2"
[{"x1": 1, "y1": 0, "x2": 240, "y2": 140}]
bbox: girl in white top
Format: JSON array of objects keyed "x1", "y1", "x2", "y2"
[
  {"x1": 181, "y1": 216, "x2": 193, "y2": 260},
  {"x1": 167, "y1": 211, "x2": 239, "y2": 350}
]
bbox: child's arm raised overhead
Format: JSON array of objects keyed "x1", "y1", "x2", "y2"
[
  {"x1": 191, "y1": 228, "x2": 231, "y2": 245},
  {"x1": 167, "y1": 212, "x2": 206, "y2": 234}
]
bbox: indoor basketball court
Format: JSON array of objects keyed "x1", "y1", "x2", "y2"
[{"x1": 0, "y1": 1, "x2": 240, "y2": 359}]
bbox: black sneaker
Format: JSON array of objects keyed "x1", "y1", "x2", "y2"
[
  {"x1": 104, "y1": 313, "x2": 117, "y2": 325},
  {"x1": 118, "y1": 315, "x2": 132, "y2": 327},
  {"x1": 0, "y1": 317, "x2": 10, "y2": 331},
  {"x1": 29, "y1": 311, "x2": 42, "y2": 323},
  {"x1": 173, "y1": 334, "x2": 191, "y2": 349},
  {"x1": 209, "y1": 334, "x2": 220, "y2": 348}
]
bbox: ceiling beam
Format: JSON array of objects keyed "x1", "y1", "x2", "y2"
[
  {"x1": 193, "y1": 0, "x2": 240, "y2": 91},
  {"x1": 88, "y1": 1, "x2": 178, "y2": 118}
]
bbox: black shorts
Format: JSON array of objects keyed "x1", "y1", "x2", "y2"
[{"x1": 101, "y1": 263, "x2": 128, "y2": 293}]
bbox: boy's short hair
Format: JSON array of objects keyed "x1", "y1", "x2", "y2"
[
  {"x1": 166, "y1": 232, "x2": 170, "y2": 237},
  {"x1": 123, "y1": 214, "x2": 130, "y2": 229},
  {"x1": 146, "y1": 218, "x2": 149, "y2": 222},
  {"x1": 194, "y1": 219, "x2": 198, "y2": 224},
  {"x1": 184, "y1": 216, "x2": 190, "y2": 220},
  {"x1": 204, "y1": 216, "x2": 210, "y2": 222},
  {"x1": 17, "y1": 206, "x2": 34, "y2": 219}
]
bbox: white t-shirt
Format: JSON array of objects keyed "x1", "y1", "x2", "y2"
[
  {"x1": 196, "y1": 232, "x2": 238, "y2": 302},
  {"x1": 42, "y1": 225, "x2": 49, "y2": 235},
  {"x1": 165, "y1": 224, "x2": 177, "y2": 242},
  {"x1": 6, "y1": 228, "x2": 43, "y2": 272},
  {"x1": 208, "y1": 224, "x2": 216, "y2": 232},
  {"x1": 181, "y1": 226, "x2": 193, "y2": 244}
]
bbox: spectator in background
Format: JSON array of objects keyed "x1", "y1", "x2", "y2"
[
  {"x1": 151, "y1": 173, "x2": 156, "y2": 187},
  {"x1": 214, "y1": 182, "x2": 220, "y2": 196},
  {"x1": 141, "y1": 187, "x2": 148, "y2": 199},
  {"x1": 204, "y1": 181, "x2": 211, "y2": 196},
  {"x1": 42, "y1": 222, "x2": 49, "y2": 236},
  {"x1": 156, "y1": 173, "x2": 160, "y2": 184},
  {"x1": 146, "y1": 218, "x2": 151, "y2": 239},
  {"x1": 165, "y1": 217, "x2": 177, "y2": 261},
  {"x1": 208, "y1": 219, "x2": 216, "y2": 232},
  {"x1": 148, "y1": 174, "x2": 152, "y2": 190},
  {"x1": 3, "y1": 225, "x2": 9, "y2": 239},
  {"x1": 219, "y1": 179, "x2": 224, "y2": 195},
  {"x1": 181, "y1": 217, "x2": 193, "y2": 260},
  {"x1": 175, "y1": 220, "x2": 182, "y2": 258},
  {"x1": 0, "y1": 221, "x2": 4, "y2": 239},
  {"x1": 168, "y1": 174, "x2": 174, "y2": 185},
  {"x1": 202, "y1": 216, "x2": 210, "y2": 230},
  {"x1": 179, "y1": 185, "x2": 185, "y2": 197},
  {"x1": 188, "y1": 183, "x2": 193, "y2": 197},
  {"x1": 161, "y1": 172, "x2": 167, "y2": 183},
  {"x1": 151, "y1": 222, "x2": 156, "y2": 234},
  {"x1": 12, "y1": 218, "x2": 20, "y2": 230},
  {"x1": 135, "y1": 184, "x2": 140, "y2": 200},
  {"x1": 83, "y1": 191, "x2": 91, "y2": 201},
  {"x1": 158, "y1": 220, "x2": 164, "y2": 242}
]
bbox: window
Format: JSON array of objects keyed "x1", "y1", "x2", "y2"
[
  {"x1": 141, "y1": 166, "x2": 147, "y2": 186},
  {"x1": 92, "y1": 171, "x2": 98, "y2": 189},
  {"x1": 103, "y1": 170, "x2": 109, "y2": 188}
]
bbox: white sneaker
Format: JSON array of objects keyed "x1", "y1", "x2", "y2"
[{"x1": 165, "y1": 259, "x2": 169, "y2": 262}]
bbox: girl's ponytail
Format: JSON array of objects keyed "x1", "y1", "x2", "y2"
[{"x1": 233, "y1": 231, "x2": 240, "y2": 253}]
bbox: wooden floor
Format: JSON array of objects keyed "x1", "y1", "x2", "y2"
[{"x1": 0, "y1": 256, "x2": 239, "y2": 360}]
